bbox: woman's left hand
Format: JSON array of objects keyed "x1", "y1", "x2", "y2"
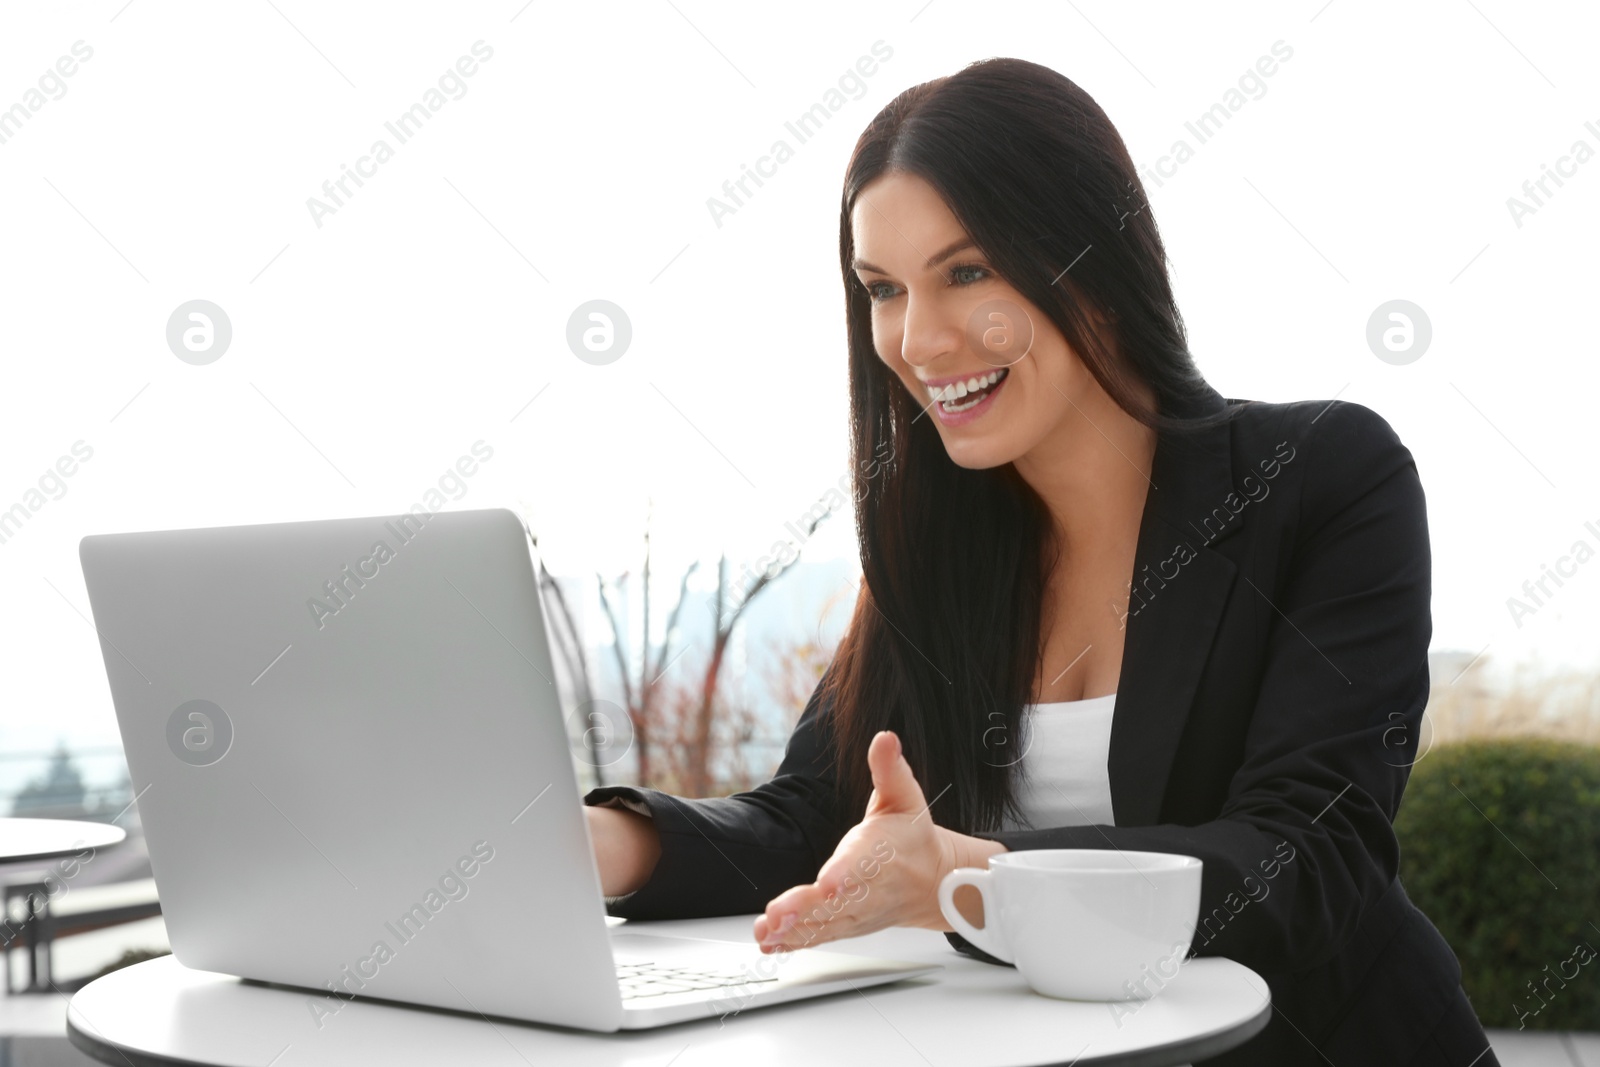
[{"x1": 752, "y1": 729, "x2": 1007, "y2": 952}]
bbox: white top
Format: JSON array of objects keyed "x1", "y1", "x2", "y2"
[{"x1": 998, "y1": 692, "x2": 1117, "y2": 832}]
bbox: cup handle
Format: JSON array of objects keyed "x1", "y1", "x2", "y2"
[{"x1": 937, "y1": 867, "x2": 1014, "y2": 964}]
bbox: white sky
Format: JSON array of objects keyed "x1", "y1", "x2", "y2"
[{"x1": 2, "y1": 0, "x2": 1597, "y2": 765}]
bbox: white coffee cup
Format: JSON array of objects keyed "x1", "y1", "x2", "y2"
[{"x1": 937, "y1": 849, "x2": 1203, "y2": 1001}]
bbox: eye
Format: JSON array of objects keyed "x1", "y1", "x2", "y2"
[
  {"x1": 949, "y1": 263, "x2": 991, "y2": 285},
  {"x1": 861, "y1": 278, "x2": 897, "y2": 303}
]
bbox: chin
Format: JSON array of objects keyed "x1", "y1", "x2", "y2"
[{"x1": 936, "y1": 435, "x2": 1021, "y2": 471}]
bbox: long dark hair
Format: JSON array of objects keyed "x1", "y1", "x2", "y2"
[{"x1": 821, "y1": 57, "x2": 1222, "y2": 834}]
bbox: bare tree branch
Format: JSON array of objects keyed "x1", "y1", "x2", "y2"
[
  {"x1": 721, "y1": 506, "x2": 831, "y2": 634},
  {"x1": 686, "y1": 507, "x2": 835, "y2": 794},
  {"x1": 650, "y1": 560, "x2": 700, "y2": 683},
  {"x1": 525, "y1": 524, "x2": 606, "y2": 783},
  {"x1": 595, "y1": 571, "x2": 635, "y2": 715},
  {"x1": 536, "y1": 560, "x2": 601, "y2": 777},
  {"x1": 640, "y1": 501, "x2": 652, "y2": 709}
]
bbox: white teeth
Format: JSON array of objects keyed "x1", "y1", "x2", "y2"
[
  {"x1": 928, "y1": 368, "x2": 1007, "y2": 410},
  {"x1": 942, "y1": 392, "x2": 984, "y2": 412}
]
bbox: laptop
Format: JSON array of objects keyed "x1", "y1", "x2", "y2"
[{"x1": 78, "y1": 506, "x2": 939, "y2": 1031}]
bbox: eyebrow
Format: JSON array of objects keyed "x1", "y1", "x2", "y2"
[{"x1": 852, "y1": 237, "x2": 978, "y2": 276}]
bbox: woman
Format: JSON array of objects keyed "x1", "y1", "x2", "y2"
[{"x1": 584, "y1": 57, "x2": 1495, "y2": 1065}]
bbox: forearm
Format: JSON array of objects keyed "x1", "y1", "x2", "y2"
[
  {"x1": 584, "y1": 781, "x2": 848, "y2": 919},
  {"x1": 586, "y1": 803, "x2": 662, "y2": 897}
]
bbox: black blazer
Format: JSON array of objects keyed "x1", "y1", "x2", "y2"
[{"x1": 586, "y1": 386, "x2": 1492, "y2": 1066}]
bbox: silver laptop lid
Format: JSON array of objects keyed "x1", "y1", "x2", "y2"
[{"x1": 80, "y1": 507, "x2": 625, "y2": 1031}]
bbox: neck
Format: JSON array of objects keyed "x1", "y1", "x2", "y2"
[{"x1": 1011, "y1": 376, "x2": 1157, "y2": 552}]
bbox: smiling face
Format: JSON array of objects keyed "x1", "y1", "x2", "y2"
[{"x1": 850, "y1": 170, "x2": 1124, "y2": 471}]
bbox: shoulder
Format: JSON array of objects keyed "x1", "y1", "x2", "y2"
[
  {"x1": 1222, "y1": 396, "x2": 1404, "y2": 453},
  {"x1": 1222, "y1": 397, "x2": 1424, "y2": 534}
]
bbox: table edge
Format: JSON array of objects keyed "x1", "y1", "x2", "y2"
[
  {"x1": 0, "y1": 821, "x2": 127, "y2": 866},
  {"x1": 1074, "y1": 994, "x2": 1272, "y2": 1067},
  {"x1": 69, "y1": 1014, "x2": 217, "y2": 1067},
  {"x1": 66, "y1": 962, "x2": 1272, "y2": 1067}
]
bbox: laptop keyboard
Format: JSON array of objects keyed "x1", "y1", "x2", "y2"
[{"x1": 616, "y1": 960, "x2": 779, "y2": 999}]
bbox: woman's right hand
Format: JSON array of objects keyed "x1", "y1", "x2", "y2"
[{"x1": 585, "y1": 802, "x2": 662, "y2": 898}]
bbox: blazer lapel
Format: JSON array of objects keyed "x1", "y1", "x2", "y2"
[{"x1": 1109, "y1": 387, "x2": 1241, "y2": 827}]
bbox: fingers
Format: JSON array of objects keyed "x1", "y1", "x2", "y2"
[
  {"x1": 759, "y1": 877, "x2": 840, "y2": 948},
  {"x1": 752, "y1": 910, "x2": 795, "y2": 946},
  {"x1": 757, "y1": 886, "x2": 869, "y2": 952},
  {"x1": 758, "y1": 880, "x2": 823, "y2": 944}
]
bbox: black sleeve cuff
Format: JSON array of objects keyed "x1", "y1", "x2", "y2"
[{"x1": 944, "y1": 930, "x2": 1015, "y2": 967}]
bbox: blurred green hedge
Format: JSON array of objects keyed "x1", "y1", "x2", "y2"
[{"x1": 1395, "y1": 739, "x2": 1600, "y2": 1031}]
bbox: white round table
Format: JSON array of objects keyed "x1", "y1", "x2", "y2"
[
  {"x1": 0, "y1": 818, "x2": 126, "y2": 864},
  {"x1": 66, "y1": 915, "x2": 1270, "y2": 1066},
  {"x1": 1, "y1": 817, "x2": 130, "y2": 995}
]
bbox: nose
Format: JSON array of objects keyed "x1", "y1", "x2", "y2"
[{"x1": 898, "y1": 289, "x2": 964, "y2": 371}]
